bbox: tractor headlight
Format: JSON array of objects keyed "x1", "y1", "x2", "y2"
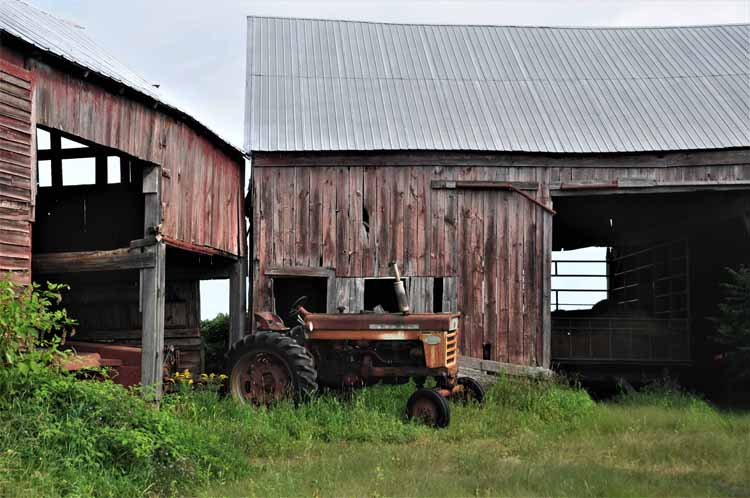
[
  {"x1": 306, "y1": 321, "x2": 314, "y2": 332},
  {"x1": 449, "y1": 317, "x2": 459, "y2": 331}
]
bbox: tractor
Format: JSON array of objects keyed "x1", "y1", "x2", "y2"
[{"x1": 227, "y1": 263, "x2": 484, "y2": 427}]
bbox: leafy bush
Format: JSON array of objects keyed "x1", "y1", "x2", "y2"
[
  {"x1": 0, "y1": 278, "x2": 77, "y2": 413},
  {"x1": 0, "y1": 278, "x2": 75, "y2": 375},
  {"x1": 200, "y1": 313, "x2": 229, "y2": 374},
  {"x1": 714, "y1": 266, "x2": 750, "y2": 382},
  {"x1": 0, "y1": 367, "x2": 247, "y2": 497}
]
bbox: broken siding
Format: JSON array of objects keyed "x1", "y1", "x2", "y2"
[
  {"x1": 29, "y1": 59, "x2": 244, "y2": 258},
  {"x1": 0, "y1": 59, "x2": 33, "y2": 285}
]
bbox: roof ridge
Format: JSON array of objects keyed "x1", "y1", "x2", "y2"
[
  {"x1": 246, "y1": 15, "x2": 750, "y2": 31},
  {"x1": 7, "y1": 0, "x2": 85, "y2": 29}
]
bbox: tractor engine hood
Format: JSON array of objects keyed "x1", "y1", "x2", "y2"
[{"x1": 302, "y1": 312, "x2": 460, "y2": 332}]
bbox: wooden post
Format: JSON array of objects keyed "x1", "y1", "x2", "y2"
[
  {"x1": 50, "y1": 131, "x2": 62, "y2": 187},
  {"x1": 540, "y1": 210, "x2": 553, "y2": 368},
  {"x1": 140, "y1": 164, "x2": 165, "y2": 400},
  {"x1": 229, "y1": 256, "x2": 247, "y2": 346}
]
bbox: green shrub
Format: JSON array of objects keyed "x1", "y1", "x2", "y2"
[
  {"x1": 0, "y1": 368, "x2": 247, "y2": 497},
  {"x1": 0, "y1": 278, "x2": 75, "y2": 377},
  {"x1": 200, "y1": 313, "x2": 229, "y2": 374},
  {"x1": 714, "y1": 266, "x2": 750, "y2": 382}
]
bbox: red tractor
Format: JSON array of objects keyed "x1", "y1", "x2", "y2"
[{"x1": 227, "y1": 264, "x2": 484, "y2": 427}]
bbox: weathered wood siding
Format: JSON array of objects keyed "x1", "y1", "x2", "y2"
[
  {"x1": 252, "y1": 164, "x2": 552, "y2": 366},
  {"x1": 251, "y1": 150, "x2": 750, "y2": 367},
  {"x1": 0, "y1": 59, "x2": 34, "y2": 285},
  {"x1": 548, "y1": 163, "x2": 750, "y2": 189},
  {"x1": 28, "y1": 59, "x2": 244, "y2": 258}
]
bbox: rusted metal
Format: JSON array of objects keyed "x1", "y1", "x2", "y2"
[
  {"x1": 232, "y1": 351, "x2": 292, "y2": 405},
  {"x1": 254, "y1": 312, "x2": 288, "y2": 331},
  {"x1": 303, "y1": 312, "x2": 460, "y2": 331}
]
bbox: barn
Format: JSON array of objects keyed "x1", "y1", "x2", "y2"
[
  {"x1": 245, "y1": 17, "x2": 749, "y2": 384},
  {"x1": 0, "y1": 0, "x2": 247, "y2": 395}
]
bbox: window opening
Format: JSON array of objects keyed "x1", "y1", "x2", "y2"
[
  {"x1": 272, "y1": 277, "x2": 327, "y2": 327},
  {"x1": 37, "y1": 160, "x2": 52, "y2": 187}
]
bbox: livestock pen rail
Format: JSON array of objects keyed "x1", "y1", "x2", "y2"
[{"x1": 551, "y1": 241, "x2": 690, "y2": 365}]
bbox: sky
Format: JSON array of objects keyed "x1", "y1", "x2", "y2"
[{"x1": 27, "y1": 0, "x2": 750, "y2": 318}]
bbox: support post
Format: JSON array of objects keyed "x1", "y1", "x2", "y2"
[
  {"x1": 140, "y1": 242, "x2": 165, "y2": 400},
  {"x1": 140, "y1": 164, "x2": 164, "y2": 400},
  {"x1": 229, "y1": 256, "x2": 247, "y2": 346},
  {"x1": 541, "y1": 210, "x2": 553, "y2": 368}
]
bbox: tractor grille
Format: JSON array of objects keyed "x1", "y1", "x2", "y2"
[{"x1": 446, "y1": 331, "x2": 457, "y2": 366}]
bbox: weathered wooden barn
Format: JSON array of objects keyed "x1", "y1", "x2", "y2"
[
  {"x1": 245, "y1": 17, "x2": 749, "y2": 380},
  {"x1": 0, "y1": 0, "x2": 247, "y2": 394}
]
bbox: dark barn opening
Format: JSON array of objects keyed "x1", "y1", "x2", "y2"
[
  {"x1": 273, "y1": 277, "x2": 327, "y2": 326},
  {"x1": 551, "y1": 189, "x2": 750, "y2": 396},
  {"x1": 364, "y1": 278, "x2": 406, "y2": 312}
]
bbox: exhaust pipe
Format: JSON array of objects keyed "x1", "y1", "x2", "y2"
[{"x1": 391, "y1": 262, "x2": 410, "y2": 313}]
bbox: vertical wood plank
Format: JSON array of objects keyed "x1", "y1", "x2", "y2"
[
  {"x1": 229, "y1": 257, "x2": 247, "y2": 345},
  {"x1": 322, "y1": 167, "x2": 337, "y2": 269},
  {"x1": 294, "y1": 167, "x2": 311, "y2": 266},
  {"x1": 418, "y1": 166, "x2": 431, "y2": 275},
  {"x1": 309, "y1": 168, "x2": 323, "y2": 267},
  {"x1": 442, "y1": 276, "x2": 458, "y2": 312},
  {"x1": 404, "y1": 167, "x2": 417, "y2": 274},
  {"x1": 377, "y1": 166, "x2": 392, "y2": 276},
  {"x1": 336, "y1": 166, "x2": 351, "y2": 276},
  {"x1": 349, "y1": 166, "x2": 364, "y2": 276},
  {"x1": 362, "y1": 166, "x2": 378, "y2": 275},
  {"x1": 507, "y1": 168, "x2": 523, "y2": 364}
]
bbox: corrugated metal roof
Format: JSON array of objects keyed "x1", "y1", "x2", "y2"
[
  {"x1": 0, "y1": 0, "x2": 242, "y2": 155},
  {"x1": 245, "y1": 16, "x2": 750, "y2": 153}
]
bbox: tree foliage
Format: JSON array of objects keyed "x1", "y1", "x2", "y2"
[{"x1": 715, "y1": 267, "x2": 750, "y2": 381}]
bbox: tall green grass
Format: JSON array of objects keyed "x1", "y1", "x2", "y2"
[{"x1": 2, "y1": 370, "x2": 748, "y2": 498}]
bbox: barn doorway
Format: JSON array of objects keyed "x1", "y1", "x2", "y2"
[{"x1": 550, "y1": 188, "x2": 750, "y2": 393}]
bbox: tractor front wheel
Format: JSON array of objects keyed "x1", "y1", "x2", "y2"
[
  {"x1": 406, "y1": 388, "x2": 451, "y2": 428},
  {"x1": 227, "y1": 331, "x2": 318, "y2": 405},
  {"x1": 456, "y1": 376, "x2": 485, "y2": 405}
]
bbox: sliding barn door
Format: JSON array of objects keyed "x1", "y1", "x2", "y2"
[{"x1": 0, "y1": 61, "x2": 34, "y2": 285}]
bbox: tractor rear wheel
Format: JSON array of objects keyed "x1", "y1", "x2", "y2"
[
  {"x1": 456, "y1": 376, "x2": 485, "y2": 405},
  {"x1": 406, "y1": 388, "x2": 451, "y2": 428},
  {"x1": 227, "y1": 331, "x2": 318, "y2": 405}
]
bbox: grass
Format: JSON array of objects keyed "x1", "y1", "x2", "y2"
[
  {"x1": 1, "y1": 373, "x2": 748, "y2": 498},
  {"x1": 200, "y1": 381, "x2": 750, "y2": 498}
]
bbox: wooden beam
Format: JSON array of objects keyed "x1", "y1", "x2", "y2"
[
  {"x1": 140, "y1": 164, "x2": 165, "y2": 400},
  {"x1": 95, "y1": 154, "x2": 107, "y2": 185},
  {"x1": 541, "y1": 211, "x2": 553, "y2": 368},
  {"x1": 459, "y1": 355, "x2": 552, "y2": 379},
  {"x1": 551, "y1": 181, "x2": 750, "y2": 197},
  {"x1": 49, "y1": 131, "x2": 62, "y2": 187},
  {"x1": 229, "y1": 257, "x2": 247, "y2": 346},
  {"x1": 37, "y1": 146, "x2": 99, "y2": 161},
  {"x1": 32, "y1": 247, "x2": 155, "y2": 274},
  {"x1": 140, "y1": 241, "x2": 165, "y2": 401},
  {"x1": 431, "y1": 180, "x2": 539, "y2": 191},
  {"x1": 265, "y1": 266, "x2": 335, "y2": 278},
  {"x1": 252, "y1": 148, "x2": 750, "y2": 169}
]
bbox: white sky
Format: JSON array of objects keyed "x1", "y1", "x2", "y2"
[{"x1": 28, "y1": 0, "x2": 750, "y2": 318}]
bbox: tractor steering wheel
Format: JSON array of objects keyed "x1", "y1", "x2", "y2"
[{"x1": 287, "y1": 295, "x2": 309, "y2": 324}]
